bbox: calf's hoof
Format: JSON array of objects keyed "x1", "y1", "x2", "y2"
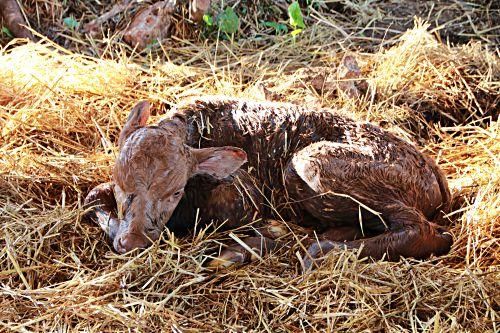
[
  {"x1": 83, "y1": 182, "x2": 116, "y2": 217},
  {"x1": 430, "y1": 223, "x2": 454, "y2": 256},
  {"x1": 206, "y1": 247, "x2": 248, "y2": 270},
  {"x1": 302, "y1": 240, "x2": 346, "y2": 272},
  {"x1": 206, "y1": 237, "x2": 276, "y2": 270},
  {"x1": 262, "y1": 219, "x2": 288, "y2": 238},
  {"x1": 83, "y1": 182, "x2": 120, "y2": 241}
]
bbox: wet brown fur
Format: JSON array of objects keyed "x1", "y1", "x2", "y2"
[{"x1": 85, "y1": 96, "x2": 453, "y2": 268}]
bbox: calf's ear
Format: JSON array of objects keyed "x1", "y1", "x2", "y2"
[
  {"x1": 118, "y1": 101, "x2": 151, "y2": 149},
  {"x1": 192, "y1": 147, "x2": 247, "y2": 180}
]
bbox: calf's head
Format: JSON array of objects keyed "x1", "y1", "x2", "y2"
[{"x1": 112, "y1": 101, "x2": 247, "y2": 253}]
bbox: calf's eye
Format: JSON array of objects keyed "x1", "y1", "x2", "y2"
[{"x1": 173, "y1": 190, "x2": 183, "y2": 198}]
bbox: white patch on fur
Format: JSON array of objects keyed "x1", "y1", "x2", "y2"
[
  {"x1": 345, "y1": 129, "x2": 353, "y2": 145},
  {"x1": 292, "y1": 155, "x2": 322, "y2": 191},
  {"x1": 357, "y1": 145, "x2": 375, "y2": 159},
  {"x1": 114, "y1": 184, "x2": 127, "y2": 220}
]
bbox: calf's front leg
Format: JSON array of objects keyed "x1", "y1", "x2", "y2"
[
  {"x1": 198, "y1": 172, "x2": 286, "y2": 269},
  {"x1": 84, "y1": 182, "x2": 120, "y2": 242}
]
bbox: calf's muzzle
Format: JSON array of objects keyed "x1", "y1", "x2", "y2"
[{"x1": 115, "y1": 231, "x2": 152, "y2": 254}]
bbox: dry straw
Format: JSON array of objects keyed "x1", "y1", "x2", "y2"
[{"x1": 0, "y1": 7, "x2": 498, "y2": 333}]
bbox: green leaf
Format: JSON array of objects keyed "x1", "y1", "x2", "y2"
[
  {"x1": 276, "y1": 23, "x2": 288, "y2": 34},
  {"x1": 63, "y1": 16, "x2": 79, "y2": 30},
  {"x1": 291, "y1": 28, "x2": 303, "y2": 36},
  {"x1": 203, "y1": 14, "x2": 214, "y2": 26},
  {"x1": 288, "y1": 2, "x2": 305, "y2": 29},
  {"x1": 1, "y1": 27, "x2": 14, "y2": 38},
  {"x1": 217, "y1": 7, "x2": 239, "y2": 35},
  {"x1": 263, "y1": 21, "x2": 288, "y2": 34}
]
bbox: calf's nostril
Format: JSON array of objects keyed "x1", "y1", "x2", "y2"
[{"x1": 115, "y1": 233, "x2": 151, "y2": 253}]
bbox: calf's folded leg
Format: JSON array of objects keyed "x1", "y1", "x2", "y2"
[
  {"x1": 303, "y1": 204, "x2": 453, "y2": 270},
  {"x1": 284, "y1": 140, "x2": 453, "y2": 270},
  {"x1": 84, "y1": 182, "x2": 120, "y2": 241}
]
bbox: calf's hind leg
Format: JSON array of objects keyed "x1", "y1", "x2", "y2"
[
  {"x1": 303, "y1": 205, "x2": 452, "y2": 269},
  {"x1": 284, "y1": 141, "x2": 453, "y2": 270}
]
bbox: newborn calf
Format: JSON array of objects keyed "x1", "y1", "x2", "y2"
[{"x1": 85, "y1": 97, "x2": 453, "y2": 269}]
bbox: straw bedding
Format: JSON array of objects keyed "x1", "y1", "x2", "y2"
[{"x1": 0, "y1": 1, "x2": 499, "y2": 331}]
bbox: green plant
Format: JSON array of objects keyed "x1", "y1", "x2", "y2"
[
  {"x1": 217, "y1": 7, "x2": 239, "y2": 35},
  {"x1": 202, "y1": 6, "x2": 239, "y2": 38},
  {"x1": 262, "y1": 21, "x2": 288, "y2": 35},
  {"x1": 63, "y1": 16, "x2": 79, "y2": 30},
  {"x1": 203, "y1": 14, "x2": 214, "y2": 27},
  {"x1": 1, "y1": 27, "x2": 14, "y2": 38},
  {"x1": 288, "y1": 1, "x2": 305, "y2": 36}
]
